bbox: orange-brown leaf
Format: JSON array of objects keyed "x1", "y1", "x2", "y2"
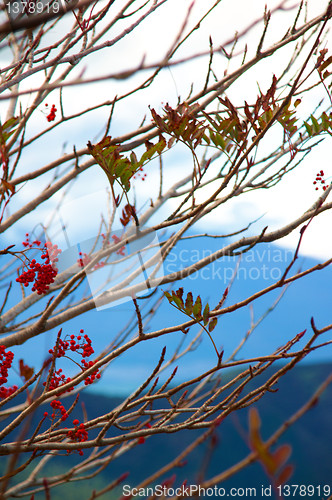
[
  {"x1": 276, "y1": 464, "x2": 294, "y2": 486},
  {"x1": 272, "y1": 444, "x2": 292, "y2": 469},
  {"x1": 19, "y1": 359, "x2": 34, "y2": 382}
]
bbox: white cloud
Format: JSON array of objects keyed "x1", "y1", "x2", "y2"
[{"x1": 3, "y1": 0, "x2": 331, "y2": 261}]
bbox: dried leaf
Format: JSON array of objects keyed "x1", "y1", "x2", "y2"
[
  {"x1": 120, "y1": 204, "x2": 135, "y2": 226},
  {"x1": 273, "y1": 444, "x2": 292, "y2": 469},
  {"x1": 276, "y1": 464, "x2": 294, "y2": 486},
  {"x1": 208, "y1": 317, "x2": 218, "y2": 332},
  {"x1": 19, "y1": 359, "x2": 34, "y2": 382}
]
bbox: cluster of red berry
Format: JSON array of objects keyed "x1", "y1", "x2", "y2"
[
  {"x1": 22, "y1": 234, "x2": 41, "y2": 248},
  {"x1": 93, "y1": 260, "x2": 105, "y2": 269},
  {"x1": 49, "y1": 400, "x2": 69, "y2": 421},
  {"x1": 45, "y1": 330, "x2": 98, "y2": 453},
  {"x1": 1, "y1": 330, "x2": 98, "y2": 455},
  {"x1": 17, "y1": 260, "x2": 58, "y2": 294},
  {"x1": 41, "y1": 411, "x2": 88, "y2": 455},
  {"x1": 78, "y1": 251, "x2": 91, "y2": 268},
  {"x1": 77, "y1": 234, "x2": 125, "y2": 268},
  {"x1": 46, "y1": 367, "x2": 74, "y2": 394},
  {"x1": 77, "y1": 251, "x2": 106, "y2": 269},
  {"x1": 16, "y1": 235, "x2": 61, "y2": 295},
  {"x1": 111, "y1": 234, "x2": 125, "y2": 256},
  {"x1": 67, "y1": 419, "x2": 89, "y2": 455},
  {"x1": 45, "y1": 103, "x2": 57, "y2": 122},
  {"x1": 45, "y1": 330, "x2": 100, "y2": 395},
  {"x1": 81, "y1": 358, "x2": 100, "y2": 385},
  {"x1": 133, "y1": 166, "x2": 147, "y2": 181},
  {"x1": 313, "y1": 170, "x2": 329, "y2": 191},
  {"x1": 47, "y1": 331, "x2": 94, "y2": 358},
  {"x1": 0, "y1": 346, "x2": 18, "y2": 399}
]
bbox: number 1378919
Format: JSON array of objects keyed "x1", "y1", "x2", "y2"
[
  {"x1": 7, "y1": 1, "x2": 61, "y2": 15},
  {"x1": 277, "y1": 484, "x2": 331, "y2": 497}
]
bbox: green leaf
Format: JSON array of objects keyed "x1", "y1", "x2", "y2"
[
  {"x1": 172, "y1": 288, "x2": 184, "y2": 309},
  {"x1": 130, "y1": 151, "x2": 138, "y2": 165},
  {"x1": 120, "y1": 168, "x2": 134, "y2": 190},
  {"x1": 172, "y1": 296, "x2": 183, "y2": 309},
  {"x1": 115, "y1": 158, "x2": 130, "y2": 177},
  {"x1": 203, "y1": 303, "x2": 210, "y2": 326},
  {"x1": 1, "y1": 116, "x2": 19, "y2": 131},
  {"x1": 202, "y1": 133, "x2": 210, "y2": 145},
  {"x1": 0, "y1": 117, "x2": 18, "y2": 144},
  {"x1": 139, "y1": 148, "x2": 154, "y2": 165},
  {"x1": 321, "y1": 112, "x2": 330, "y2": 131},
  {"x1": 213, "y1": 132, "x2": 226, "y2": 149},
  {"x1": 192, "y1": 295, "x2": 202, "y2": 319},
  {"x1": 303, "y1": 121, "x2": 312, "y2": 136},
  {"x1": 209, "y1": 131, "x2": 219, "y2": 147},
  {"x1": 209, "y1": 130, "x2": 226, "y2": 149},
  {"x1": 311, "y1": 115, "x2": 320, "y2": 134},
  {"x1": 185, "y1": 292, "x2": 194, "y2": 315},
  {"x1": 140, "y1": 139, "x2": 166, "y2": 165}
]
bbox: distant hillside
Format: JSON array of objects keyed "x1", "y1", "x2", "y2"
[
  {"x1": 80, "y1": 237, "x2": 332, "y2": 395},
  {"x1": 7, "y1": 237, "x2": 332, "y2": 397},
  {"x1": 3, "y1": 362, "x2": 331, "y2": 499}
]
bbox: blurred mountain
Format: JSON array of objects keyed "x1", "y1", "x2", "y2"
[
  {"x1": 3, "y1": 362, "x2": 330, "y2": 499},
  {"x1": 3, "y1": 236, "x2": 331, "y2": 499},
  {"x1": 81, "y1": 236, "x2": 332, "y2": 394},
  {"x1": 8, "y1": 236, "x2": 331, "y2": 397}
]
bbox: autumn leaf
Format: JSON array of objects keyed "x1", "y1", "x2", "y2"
[
  {"x1": 19, "y1": 359, "x2": 34, "y2": 382},
  {"x1": 120, "y1": 203, "x2": 136, "y2": 227}
]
